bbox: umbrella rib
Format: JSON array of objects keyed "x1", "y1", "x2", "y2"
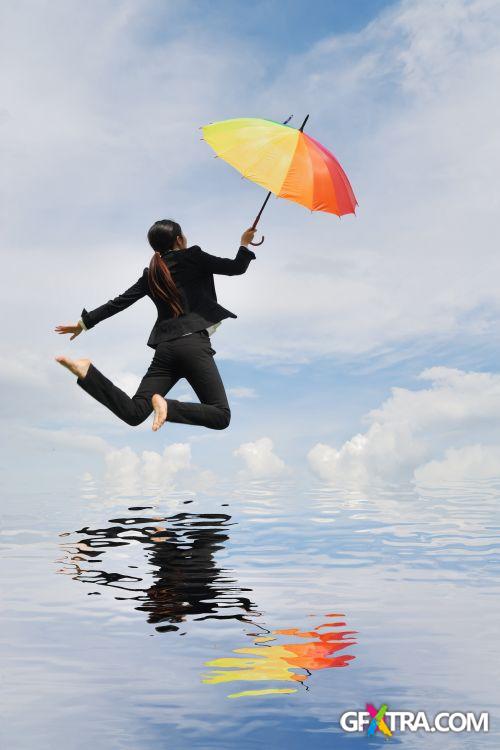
[
  {"x1": 302, "y1": 135, "x2": 316, "y2": 210},
  {"x1": 316, "y1": 142, "x2": 341, "y2": 214},
  {"x1": 291, "y1": 135, "x2": 316, "y2": 212}
]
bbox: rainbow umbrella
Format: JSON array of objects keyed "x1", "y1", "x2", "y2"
[{"x1": 201, "y1": 115, "x2": 358, "y2": 245}]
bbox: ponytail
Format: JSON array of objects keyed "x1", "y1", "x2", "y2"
[
  {"x1": 148, "y1": 251, "x2": 184, "y2": 317},
  {"x1": 147, "y1": 219, "x2": 185, "y2": 317}
]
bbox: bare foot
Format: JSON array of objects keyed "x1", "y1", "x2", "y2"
[
  {"x1": 150, "y1": 524, "x2": 171, "y2": 542},
  {"x1": 55, "y1": 355, "x2": 91, "y2": 379},
  {"x1": 151, "y1": 394, "x2": 167, "y2": 431}
]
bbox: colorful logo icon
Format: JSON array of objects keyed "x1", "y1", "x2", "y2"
[{"x1": 366, "y1": 703, "x2": 393, "y2": 737}]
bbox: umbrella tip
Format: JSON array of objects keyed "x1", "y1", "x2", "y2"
[{"x1": 299, "y1": 114, "x2": 310, "y2": 132}]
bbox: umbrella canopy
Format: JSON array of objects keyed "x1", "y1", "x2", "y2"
[{"x1": 201, "y1": 117, "x2": 357, "y2": 216}]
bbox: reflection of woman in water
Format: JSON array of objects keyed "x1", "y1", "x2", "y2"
[
  {"x1": 59, "y1": 511, "x2": 259, "y2": 632},
  {"x1": 55, "y1": 220, "x2": 257, "y2": 431}
]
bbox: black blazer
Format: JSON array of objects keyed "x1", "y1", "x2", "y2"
[{"x1": 80, "y1": 244, "x2": 256, "y2": 349}]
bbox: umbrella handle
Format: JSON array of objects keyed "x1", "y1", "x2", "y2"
[
  {"x1": 249, "y1": 234, "x2": 265, "y2": 246},
  {"x1": 249, "y1": 190, "x2": 272, "y2": 247}
]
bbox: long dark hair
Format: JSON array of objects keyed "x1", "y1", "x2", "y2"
[{"x1": 147, "y1": 219, "x2": 184, "y2": 317}]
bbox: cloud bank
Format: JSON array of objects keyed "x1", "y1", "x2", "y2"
[
  {"x1": 308, "y1": 366, "x2": 500, "y2": 487},
  {"x1": 233, "y1": 436, "x2": 287, "y2": 478}
]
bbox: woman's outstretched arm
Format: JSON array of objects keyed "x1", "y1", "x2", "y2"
[
  {"x1": 55, "y1": 270, "x2": 149, "y2": 339},
  {"x1": 80, "y1": 270, "x2": 149, "y2": 330},
  {"x1": 192, "y1": 227, "x2": 258, "y2": 276}
]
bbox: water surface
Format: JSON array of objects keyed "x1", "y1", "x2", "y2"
[{"x1": 2, "y1": 477, "x2": 499, "y2": 748}]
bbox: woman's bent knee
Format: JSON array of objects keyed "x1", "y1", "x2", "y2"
[
  {"x1": 124, "y1": 396, "x2": 154, "y2": 426},
  {"x1": 214, "y1": 408, "x2": 231, "y2": 430},
  {"x1": 125, "y1": 413, "x2": 146, "y2": 427},
  {"x1": 124, "y1": 406, "x2": 150, "y2": 427}
]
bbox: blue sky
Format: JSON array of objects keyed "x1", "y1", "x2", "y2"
[
  {"x1": 2, "y1": 0, "x2": 500, "y2": 495},
  {"x1": 150, "y1": 0, "x2": 395, "y2": 53}
]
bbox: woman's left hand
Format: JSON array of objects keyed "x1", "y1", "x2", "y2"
[{"x1": 54, "y1": 322, "x2": 83, "y2": 340}]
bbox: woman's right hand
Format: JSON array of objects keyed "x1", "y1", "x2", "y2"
[
  {"x1": 54, "y1": 322, "x2": 83, "y2": 341},
  {"x1": 241, "y1": 227, "x2": 257, "y2": 247}
]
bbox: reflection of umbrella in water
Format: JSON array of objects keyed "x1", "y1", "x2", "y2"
[
  {"x1": 203, "y1": 613, "x2": 357, "y2": 698},
  {"x1": 202, "y1": 115, "x2": 358, "y2": 245}
]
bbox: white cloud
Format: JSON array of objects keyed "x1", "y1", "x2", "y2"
[
  {"x1": 113, "y1": 371, "x2": 142, "y2": 396},
  {"x1": 23, "y1": 426, "x2": 111, "y2": 454},
  {"x1": 104, "y1": 442, "x2": 196, "y2": 496},
  {"x1": 186, "y1": 468, "x2": 219, "y2": 492},
  {"x1": 308, "y1": 366, "x2": 500, "y2": 486},
  {"x1": 104, "y1": 445, "x2": 142, "y2": 496},
  {"x1": 0, "y1": 352, "x2": 51, "y2": 388},
  {"x1": 141, "y1": 442, "x2": 191, "y2": 485},
  {"x1": 228, "y1": 386, "x2": 258, "y2": 399},
  {"x1": 233, "y1": 436, "x2": 286, "y2": 478},
  {"x1": 415, "y1": 444, "x2": 500, "y2": 485},
  {"x1": 102, "y1": 440, "x2": 219, "y2": 496},
  {"x1": 21, "y1": 422, "x2": 216, "y2": 495}
]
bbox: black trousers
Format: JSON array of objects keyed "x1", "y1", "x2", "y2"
[{"x1": 76, "y1": 330, "x2": 231, "y2": 429}]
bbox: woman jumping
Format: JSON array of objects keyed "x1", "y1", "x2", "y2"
[{"x1": 55, "y1": 220, "x2": 257, "y2": 432}]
